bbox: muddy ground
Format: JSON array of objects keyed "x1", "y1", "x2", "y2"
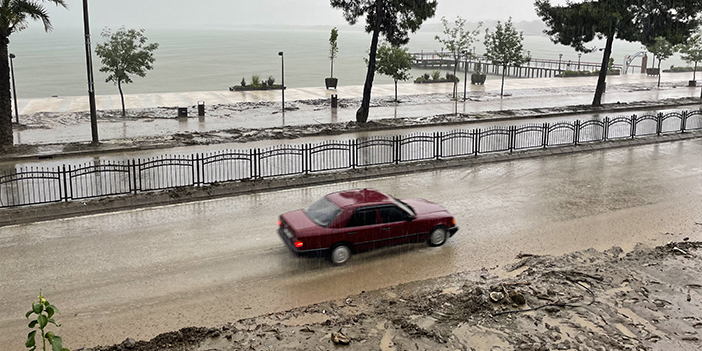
[
  {"x1": 86, "y1": 241, "x2": 702, "y2": 351},
  {"x1": 5, "y1": 81, "x2": 702, "y2": 156}
]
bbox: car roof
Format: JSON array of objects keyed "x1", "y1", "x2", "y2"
[{"x1": 325, "y1": 189, "x2": 393, "y2": 209}]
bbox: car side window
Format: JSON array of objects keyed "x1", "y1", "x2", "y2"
[
  {"x1": 379, "y1": 206, "x2": 408, "y2": 223},
  {"x1": 346, "y1": 208, "x2": 377, "y2": 227}
]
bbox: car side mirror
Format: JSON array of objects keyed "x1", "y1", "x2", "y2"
[{"x1": 406, "y1": 215, "x2": 415, "y2": 222}]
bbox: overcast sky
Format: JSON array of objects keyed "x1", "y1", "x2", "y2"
[{"x1": 44, "y1": 0, "x2": 570, "y2": 30}]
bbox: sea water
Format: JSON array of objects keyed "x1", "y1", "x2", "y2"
[{"x1": 9, "y1": 26, "x2": 687, "y2": 99}]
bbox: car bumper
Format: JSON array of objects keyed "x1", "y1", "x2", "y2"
[
  {"x1": 277, "y1": 228, "x2": 326, "y2": 258},
  {"x1": 448, "y1": 226, "x2": 459, "y2": 236}
]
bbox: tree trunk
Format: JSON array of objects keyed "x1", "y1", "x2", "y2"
[
  {"x1": 0, "y1": 39, "x2": 13, "y2": 147},
  {"x1": 452, "y1": 58, "x2": 458, "y2": 100},
  {"x1": 657, "y1": 59, "x2": 661, "y2": 88},
  {"x1": 118, "y1": 80, "x2": 126, "y2": 117},
  {"x1": 500, "y1": 65, "x2": 507, "y2": 97},
  {"x1": 357, "y1": 0, "x2": 383, "y2": 123},
  {"x1": 394, "y1": 79, "x2": 398, "y2": 102},
  {"x1": 330, "y1": 58, "x2": 334, "y2": 78},
  {"x1": 694, "y1": 61, "x2": 697, "y2": 82},
  {"x1": 592, "y1": 34, "x2": 614, "y2": 106}
]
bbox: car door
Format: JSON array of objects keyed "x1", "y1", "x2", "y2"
[
  {"x1": 344, "y1": 207, "x2": 382, "y2": 251},
  {"x1": 378, "y1": 205, "x2": 413, "y2": 246}
]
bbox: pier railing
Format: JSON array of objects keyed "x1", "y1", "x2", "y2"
[
  {"x1": 410, "y1": 52, "x2": 629, "y2": 78},
  {"x1": 1, "y1": 110, "x2": 700, "y2": 208}
]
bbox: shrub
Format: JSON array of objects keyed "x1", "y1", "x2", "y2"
[
  {"x1": 415, "y1": 76, "x2": 427, "y2": 83},
  {"x1": 423, "y1": 73, "x2": 431, "y2": 80},
  {"x1": 251, "y1": 74, "x2": 261, "y2": 87},
  {"x1": 445, "y1": 72, "x2": 459, "y2": 82},
  {"x1": 474, "y1": 61, "x2": 482, "y2": 74},
  {"x1": 431, "y1": 70, "x2": 442, "y2": 81},
  {"x1": 240, "y1": 77, "x2": 246, "y2": 87},
  {"x1": 267, "y1": 75, "x2": 276, "y2": 86}
]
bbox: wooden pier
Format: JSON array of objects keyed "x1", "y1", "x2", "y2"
[{"x1": 410, "y1": 52, "x2": 633, "y2": 79}]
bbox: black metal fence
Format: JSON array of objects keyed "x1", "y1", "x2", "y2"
[{"x1": 2, "y1": 110, "x2": 701, "y2": 208}]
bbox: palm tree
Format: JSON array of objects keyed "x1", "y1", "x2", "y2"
[{"x1": 0, "y1": 0, "x2": 66, "y2": 148}]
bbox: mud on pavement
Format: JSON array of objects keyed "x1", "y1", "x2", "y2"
[{"x1": 87, "y1": 241, "x2": 702, "y2": 351}]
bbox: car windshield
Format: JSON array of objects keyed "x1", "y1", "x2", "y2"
[
  {"x1": 393, "y1": 197, "x2": 415, "y2": 217},
  {"x1": 303, "y1": 196, "x2": 341, "y2": 227}
]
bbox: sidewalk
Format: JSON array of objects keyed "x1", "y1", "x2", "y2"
[{"x1": 15, "y1": 72, "x2": 701, "y2": 114}]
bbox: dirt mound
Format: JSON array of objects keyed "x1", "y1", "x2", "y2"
[{"x1": 88, "y1": 242, "x2": 702, "y2": 351}]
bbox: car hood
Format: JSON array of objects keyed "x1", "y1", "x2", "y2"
[
  {"x1": 280, "y1": 209, "x2": 320, "y2": 235},
  {"x1": 403, "y1": 198, "x2": 448, "y2": 216}
]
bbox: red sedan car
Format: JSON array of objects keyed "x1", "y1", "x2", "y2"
[{"x1": 277, "y1": 189, "x2": 458, "y2": 265}]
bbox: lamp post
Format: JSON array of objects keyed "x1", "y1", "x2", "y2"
[
  {"x1": 9, "y1": 53, "x2": 18, "y2": 124},
  {"x1": 462, "y1": 50, "x2": 468, "y2": 101},
  {"x1": 527, "y1": 51, "x2": 531, "y2": 67},
  {"x1": 82, "y1": 0, "x2": 99, "y2": 144},
  {"x1": 558, "y1": 53, "x2": 563, "y2": 72},
  {"x1": 578, "y1": 53, "x2": 582, "y2": 71},
  {"x1": 278, "y1": 51, "x2": 284, "y2": 112}
]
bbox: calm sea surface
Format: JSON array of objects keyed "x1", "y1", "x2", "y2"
[{"x1": 9, "y1": 26, "x2": 688, "y2": 99}]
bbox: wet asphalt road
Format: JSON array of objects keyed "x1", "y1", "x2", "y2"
[{"x1": 1, "y1": 139, "x2": 701, "y2": 350}]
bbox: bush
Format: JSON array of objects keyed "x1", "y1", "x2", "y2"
[
  {"x1": 431, "y1": 70, "x2": 442, "y2": 81},
  {"x1": 423, "y1": 73, "x2": 431, "y2": 80},
  {"x1": 267, "y1": 75, "x2": 276, "y2": 86},
  {"x1": 240, "y1": 77, "x2": 246, "y2": 87},
  {"x1": 445, "y1": 72, "x2": 459, "y2": 82},
  {"x1": 415, "y1": 76, "x2": 427, "y2": 83},
  {"x1": 251, "y1": 74, "x2": 261, "y2": 87}
]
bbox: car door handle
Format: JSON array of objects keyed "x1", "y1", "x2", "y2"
[
  {"x1": 347, "y1": 232, "x2": 356, "y2": 235},
  {"x1": 382, "y1": 227, "x2": 391, "y2": 231}
]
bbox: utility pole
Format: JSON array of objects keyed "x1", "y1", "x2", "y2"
[{"x1": 82, "y1": 0, "x2": 99, "y2": 145}]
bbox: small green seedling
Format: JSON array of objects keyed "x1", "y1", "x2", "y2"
[{"x1": 25, "y1": 290, "x2": 69, "y2": 351}]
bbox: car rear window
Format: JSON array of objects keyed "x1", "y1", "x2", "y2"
[{"x1": 303, "y1": 196, "x2": 341, "y2": 227}]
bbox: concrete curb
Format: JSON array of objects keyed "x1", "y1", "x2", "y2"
[{"x1": 1, "y1": 130, "x2": 699, "y2": 227}]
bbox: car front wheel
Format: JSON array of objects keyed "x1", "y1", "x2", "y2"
[
  {"x1": 428, "y1": 227, "x2": 448, "y2": 247},
  {"x1": 329, "y1": 244, "x2": 352, "y2": 265}
]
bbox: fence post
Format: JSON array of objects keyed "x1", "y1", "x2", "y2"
[
  {"x1": 509, "y1": 126, "x2": 515, "y2": 153},
  {"x1": 352, "y1": 140, "x2": 357, "y2": 170},
  {"x1": 681, "y1": 111, "x2": 688, "y2": 133},
  {"x1": 193, "y1": 154, "x2": 199, "y2": 186},
  {"x1": 574, "y1": 120, "x2": 580, "y2": 146},
  {"x1": 657, "y1": 112, "x2": 663, "y2": 136},
  {"x1": 394, "y1": 136, "x2": 400, "y2": 164},
  {"x1": 133, "y1": 159, "x2": 139, "y2": 194},
  {"x1": 62, "y1": 165, "x2": 69, "y2": 202},
  {"x1": 603, "y1": 117, "x2": 609, "y2": 141},
  {"x1": 474, "y1": 129, "x2": 481, "y2": 156},
  {"x1": 542, "y1": 123, "x2": 549, "y2": 148},
  {"x1": 304, "y1": 144, "x2": 309, "y2": 175},
  {"x1": 631, "y1": 114, "x2": 637, "y2": 138},
  {"x1": 434, "y1": 132, "x2": 440, "y2": 160}
]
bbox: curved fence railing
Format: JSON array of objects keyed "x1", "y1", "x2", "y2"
[{"x1": 1, "y1": 110, "x2": 701, "y2": 208}]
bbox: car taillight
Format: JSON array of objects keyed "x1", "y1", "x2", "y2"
[
  {"x1": 277, "y1": 220, "x2": 282, "y2": 227},
  {"x1": 451, "y1": 218, "x2": 456, "y2": 226},
  {"x1": 294, "y1": 241, "x2": 304, "y2": 248}
]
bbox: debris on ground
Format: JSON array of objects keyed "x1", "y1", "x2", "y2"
[{"x1": 87, "y1": 242, "x2": 702, "y2": 351}]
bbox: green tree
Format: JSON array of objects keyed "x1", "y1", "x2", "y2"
[
  {"x1": 373, "y1": 42, "x2": 413, "y2": 102},
  {"x1": 0, "y1": 0, "x2": 66, "y2": 148},
  {"x1": 329, "y1": 27, "x2": 339, "y2": 78},
  {"x1": 646, "y1": 36, "x2": 675, "y2": 88},
  {"x1": 330, "y1": 0, "x2": 437, "y2": 123},
  {"x1": 434, "y1": 16, "x2": 482, "y2": 100},
  {"x1": 535, "y1": 0, "x2": 702, "y2": 106},
  {"x1": 484, "y1": 18, "x2": 530, "y2": 97},
  {"x1": 677, "y1": 32, "x2": 702, "y2": 84},
  {"x1": 95, "y1": 27, "x2": 159, "y2": 117}
]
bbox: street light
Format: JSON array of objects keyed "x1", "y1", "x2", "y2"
[
  {"x1": 462, "y1": 50, "x2": 468, "y2": 101},
  {"x1": 558, "y1": 53, "x2": 563, "y2": 72},
  {"x1": 278, "y1": 51, "x2": 284, "y2": 112},
  {"x1": 9, "y1": 53, "x2": 18, "y2": 124}
]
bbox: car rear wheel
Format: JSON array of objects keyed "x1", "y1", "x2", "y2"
[
  {"x1": 428, "y1": 227, "x2": 448, "y2": 247},
  {"x1": 329, "y1": 244, "x2": 352, "y2": 265}
]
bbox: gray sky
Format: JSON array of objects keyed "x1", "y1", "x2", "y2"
[{"x1": 46, "y1": 0, "x2": 569, "y2": 30}]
